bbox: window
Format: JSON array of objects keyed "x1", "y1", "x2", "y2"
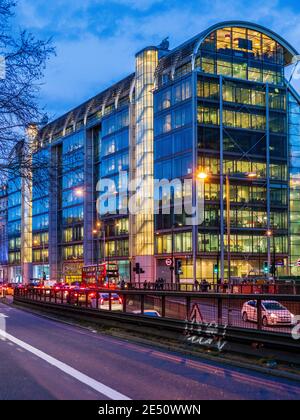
[
  {"x1": 198, "y1": 28, "x2": 285, "y2": 86},
  {"x1": 232, "y1": 61, "x2": 247, "y2": 79},
  {"x1": 202, "y1": 57, "x2": 215, "y2": 74},
  {"x1": 102, "y1": 109, "x2": 129, "y2": 136},
  {"x1": 217, "y1": 59, "x2": 232, "y2": 76},
  {"x1": 32, "y1": 214, "x2": 49, "y2": 231},
  {"x1": 63, "y1": 245, "x2": 83, "y2": 260},
  {"x1": 63, "y1": 132, "x2": 84, "y2": 155},
  {"x1": 62, "y1": 169, "x2": 84, "y2": 189},
  {"x1": 155, "y1": 88, "x2": 171, "y2": 112},
  {"x1": 62, "y1": 205, "x2": 84, "y2": 225},
  {"x1": 197, "y1": 80, "x2": 219, "y2": 100},
  {"x1": 173, "y1": 129, "x2": 193, "y2": 154},
  {"x1": 101, "y1": 131, "x2": 128, "y2": 158},
  {"x1": 174, "y1": 63, "x2": 192, "y2": 79},
  {"x1": 155, "y1": 113, "x2": 172, "y2": 136},
  {"x1": 197, "y1": 106, "x2": 219, "y2": 125},
  {"x1": 173, "y1": 105, "x2": 192, "y2": 129},
  {"x1": 174, "y1": 79, "x2": 192, "y2": 103},
  {"x1": 63, "y1": 226, "x2": 84, "y2": 243}
]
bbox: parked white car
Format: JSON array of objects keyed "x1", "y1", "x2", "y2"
[{"x1": 241, "y1": 300, "x2": 296, "y2": 327}]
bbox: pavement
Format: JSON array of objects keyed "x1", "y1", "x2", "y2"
[{"x1": 0, "y1": 301, "x2": 300, "y2": 400}]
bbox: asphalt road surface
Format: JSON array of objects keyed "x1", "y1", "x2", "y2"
[{"x1": 0, "y1": 302, "x2": 299, "y2": 400}]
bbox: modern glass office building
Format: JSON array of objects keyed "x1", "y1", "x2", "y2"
[
  {"x1": 0, "y1": 185, "x2": 8, "y2": 282},
  {"x1": 4, "y1": 21, "x2": 300, "y2": 284}
]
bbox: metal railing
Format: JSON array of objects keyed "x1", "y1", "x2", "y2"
[
  {"x1": 14, "y1": 287, "x2": 300, "y2": 348},
  {"x1": 128, "y1": 282, "x2": 300, "y2": 295}
]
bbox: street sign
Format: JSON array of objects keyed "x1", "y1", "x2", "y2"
[
  {"x1": 175, "y1": 259, "x2": 183, "y2": 275},
  {"x1": 165, "y1": 258, "x2": 173, "y2": 267},
  {"x1": 189, "y1": 304, "x2": 204, "y2": 324},
  {"x1": 275, "y1": 259, "x2": 284, "y2": 267}
]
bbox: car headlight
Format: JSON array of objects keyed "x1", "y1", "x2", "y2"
[{"x1": 270, "y1": 313, "x2": 278, "y2": 319}]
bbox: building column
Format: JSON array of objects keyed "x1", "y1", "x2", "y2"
[
  {"x1": 21, "y1": 168, "x2": 32, "y2": 284},
  {"x1": 49, "y1": 146, "x2": 60, "y2": 282},
  {"x1": 133, "y1": 47, "x2": 158, "y2": 283},
  {"x1": 84, "y1": 128, "x2": 95, "y2": 266},
  {"x1": 266, "y1": 83, "x2": 272, "y2": 276},
  {"x1": 192, "y1": 70, "x2": 198, "y2": 283},
  {"x1": 219, "y1": 75, "x2": 225, "y2": 283}
]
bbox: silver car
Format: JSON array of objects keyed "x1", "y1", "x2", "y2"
[{"x1": 242, "y1": 300, "x2": 296, "y2": 327}]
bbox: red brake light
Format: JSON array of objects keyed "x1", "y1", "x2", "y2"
[{"x1": 119, "y1": 297, "x2": 123, "y2": 304}]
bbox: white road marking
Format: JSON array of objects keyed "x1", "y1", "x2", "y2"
[
  {"x1": 0, "y1": 329, "x2": 131, "y2": 400},
  {"x1": 0, "y1": 313, "x2": 7, "y2": 340}
]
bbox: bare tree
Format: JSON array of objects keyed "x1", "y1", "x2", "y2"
[{"x1": 0, "y1": 0, "x2": 55, "y2": 185}]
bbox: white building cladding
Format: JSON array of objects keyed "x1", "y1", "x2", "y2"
[{"x1": 4, "y1": 21, "x2": 300, "y2": 284}]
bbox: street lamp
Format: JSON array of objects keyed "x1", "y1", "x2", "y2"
[
  {"x1": 93, "y1": 220, "x2": 107, "y2": 285},
  {"x1": 197, "y1": 171, "x2": 209, "y2": 181},
  {"x1": 33, "y1": 238, "x2": 46, "y2": 281},
  {"x1": 266, "y1": 229, "x2": 277, "y2": 279},
  {"x1": 75, "y1": 188, "x2": 84, "y2": 197}
]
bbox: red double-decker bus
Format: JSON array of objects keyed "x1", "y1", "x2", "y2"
[{"x1": 82, "y1": 263, "x2": 119, "y2": 289}]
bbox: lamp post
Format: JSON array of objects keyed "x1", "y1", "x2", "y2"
[
  {"x1": 93, "y1": 228, "x2": 99, "y2": 284},
  {"x1": 94, "y1": 220, "x2": 107, "y2": 285},
  {"x1": 34, "y1": 238, "x2": 46, "y2": 281},
  {"x1": 266, "y1": 229, "x2": 277, "y2": 279}
]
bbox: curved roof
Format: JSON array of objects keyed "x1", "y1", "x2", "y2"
[
  {"x1": 39, "y1": 21, "x2": 299, "y2": 145},
  {"x1": 155, "y1": 20, "x2": 298, "y2": 78},
  {"x1": 39, "y1": 73, "x2": 135, "y2": 144}
]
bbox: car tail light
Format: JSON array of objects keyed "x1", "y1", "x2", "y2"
[
  {"x1": 90, "y1": 293, "x2": 95, "y2": 298},
  {"x1": 119, "y1": 297, "x2": 123, "y2": 304},
  {"x1": 74, "y1": 293, "x2": 78, "y2": 297}
]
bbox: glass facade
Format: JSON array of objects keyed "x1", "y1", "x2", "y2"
[
  {"x1": 98, "y1": 106, "x2": 130, "y2": 279},
  {"x1": 60, "y1": 132, "x2": 85, "y2": 281},
  {"x1": 3, "y1": 22, "x2": 300, "y2": 285},
  {"x1": 154, "y1": 25, "x2": 291, "y2": 282},
  {"x1": 7, "y1": 175, "x2": 22, "y2": 276},
  {"x1": 32, "y1": 148, "x2": 50, "y2": 279},
  {"x1": 289, "y1": 94, "x2": 300, "y2": 275},
  {"x1": 196, "y1": 27, "x2": 284, "y2": 84}
]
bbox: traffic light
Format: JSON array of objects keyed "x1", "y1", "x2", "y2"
[
  {"x1": 263, "y1": 261, "x2": 269, "y2": 274},
  {"x1": 175, "y1": 259, "x2": 183, "y2": 275},
  {"x1": 133, "y1": 263, "x2": 145, "y2": 275},
  {"x1": 133, "y1": 262, "x2": 140, "y2": 273},
  {"x1": 270, "y1": 263, "x2": 276, "y2": 276},
  {"x1": 214, "y1": 264, "x2": 219, "y2": 275}
]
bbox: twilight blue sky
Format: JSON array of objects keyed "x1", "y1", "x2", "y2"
[{"x1": 13, "y1": 0, "x2": 300, "y2": 120}]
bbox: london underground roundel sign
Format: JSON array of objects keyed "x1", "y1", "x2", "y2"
[{"x1": 165, "y1": 258, "x2": 173, "y2": 267}]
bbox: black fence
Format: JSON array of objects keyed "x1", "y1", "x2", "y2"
[
  {"x1": 129, "y1": 282, "x2": 300, "y2": 295},
  {"x1": 14, "y1": 287, "x2": 300, "y2": 339}
]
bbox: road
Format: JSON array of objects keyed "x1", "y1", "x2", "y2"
[{"x1": 0, "y1": 302, "x2": 299, "y2": 400}]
